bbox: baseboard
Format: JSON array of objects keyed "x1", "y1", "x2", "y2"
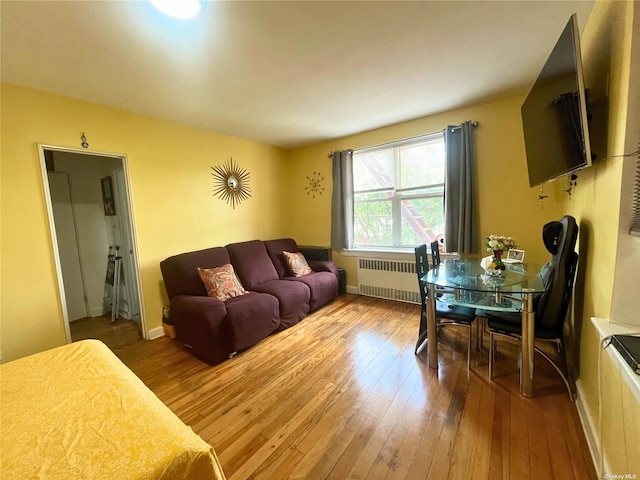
[
  {"x1": 346, "y1": 285, "x2": 358, "y2": 294},
  {"x1": 147, "y1": 326, "x2": 164, "y2": 340},
  {"x1": 575, "y1": 379, "x2": 601, "y2": 476},
  {"x1": 88, "y1": 306, "x2": 104, "y2": 318}
]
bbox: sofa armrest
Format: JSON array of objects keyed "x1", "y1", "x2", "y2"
[
  {"x1": 170, "y1": 295, "x2": 232, "y2": 364},
  {"x1": 308, "y1": 259, "x2": 338, "y2": 278}
]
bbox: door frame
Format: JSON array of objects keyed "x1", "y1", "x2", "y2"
[
  {"x1": 112, "y1": 167, "x2": 141, "y2": 321},
  {"x1": 38, "y1": 144, "x2": 147, "y2": 342}
]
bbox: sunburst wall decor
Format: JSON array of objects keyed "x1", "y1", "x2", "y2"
[
  {"x1": 305, "y1": 171, "x2": 325, "y2": 198},
  {"x1": 211, "y1": 157, "x2": 251, "y2": 208}
]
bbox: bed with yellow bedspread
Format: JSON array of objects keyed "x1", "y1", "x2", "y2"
[{"x1": 0, "y1": 340, "x2": 226, "y2": 480}]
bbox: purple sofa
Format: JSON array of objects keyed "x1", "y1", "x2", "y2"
[
  {"x1": 264, "y1": 238, "x2": 339, "y2": 312},
  {"x1": 160, "y1": 238, "x2": 338, "y2": 364}
]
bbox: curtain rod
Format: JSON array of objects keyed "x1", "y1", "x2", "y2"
[
  {"x1": 448, "y1": 121, "x2": 479, "y2": 131},
  {"x1": 327, "y1": 121, "x2": 479, "y2": 157}
]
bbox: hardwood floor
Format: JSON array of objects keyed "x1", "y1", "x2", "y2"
[
  {"x1": 114, "y1": 294, "x2": 596, "y2": 480},
  {"x1": 70, "y1": 314, "x2": 142, "y2": 350}
]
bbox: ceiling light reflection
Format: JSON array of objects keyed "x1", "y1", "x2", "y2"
[{"x1": 149, "y1": 0, "x2": 201, "y2": 19}]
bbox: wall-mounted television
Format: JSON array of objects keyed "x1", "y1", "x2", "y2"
[{"x1": 521, "y1": 13, "x2": 592, "y2": 188}]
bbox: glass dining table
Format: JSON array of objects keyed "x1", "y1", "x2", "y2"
[{"x1": 420, "y1": 258, "x2": 547, "y2": 397}]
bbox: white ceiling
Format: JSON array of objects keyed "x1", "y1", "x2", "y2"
[{"x1": 1, "y1": 0, "x2": 595, "y2": 150}]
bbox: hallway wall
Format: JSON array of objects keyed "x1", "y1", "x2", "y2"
[{"x1": 51, "y1": 152, "x2": 122, "y2": 318}]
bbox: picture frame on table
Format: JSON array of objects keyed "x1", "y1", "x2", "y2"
[{"x1": 505, "y1": 249, "x2": 525, "y2": 263}]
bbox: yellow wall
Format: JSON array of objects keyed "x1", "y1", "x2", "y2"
[
  {"x1": 289, "y1": 93, "x2": 566, "y2": 284},
  {"x1": 565, "y1": 0, "x2": 639, "y2": 474},
  {"x1": 0, "y1": 83, "x2": 290, "y2": 362}
]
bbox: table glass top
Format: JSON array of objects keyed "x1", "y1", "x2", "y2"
[{"x1": 422, "y1": 258, "x2": 547, "y2": 294}]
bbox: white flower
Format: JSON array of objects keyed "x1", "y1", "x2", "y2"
[{"x1": 485, "y1": 234, "x2": 518, "y2": 252}]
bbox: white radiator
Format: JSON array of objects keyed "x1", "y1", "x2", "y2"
[{"x1": 357, "y1": 257, "x2": 420, "y2": 304}]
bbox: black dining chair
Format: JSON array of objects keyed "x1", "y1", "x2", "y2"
[
  {"x1": 415, "y1": 244, "x2": 478, "y2": 369},
  {"x1": 483, "y1": 215, "x2": 579, "y2": 399},
  {"x1": 430, "y1": 240, "x2": 441, "y2": 267}
]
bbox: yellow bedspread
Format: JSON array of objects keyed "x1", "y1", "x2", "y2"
[{"x1": 0, "y1": 340, "x2": 226, "y2": 480}]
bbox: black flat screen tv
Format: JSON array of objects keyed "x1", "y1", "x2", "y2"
[{"x1": 521, "y1": 13, "x2": 592, "y2": 188}]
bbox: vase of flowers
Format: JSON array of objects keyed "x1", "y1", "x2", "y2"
[
  {"x1": 492, "y1": 249, "x2": 506, "y2": 270},
  {"x1": 486, "y1": 235, "x2": 517, "y2": 272}
]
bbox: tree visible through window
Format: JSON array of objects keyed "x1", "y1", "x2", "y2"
[{"x1": 352, "y1": 132, "x2": 445, "y2": 248}]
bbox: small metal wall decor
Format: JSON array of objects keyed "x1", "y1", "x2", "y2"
[
  {"x1": 305, "y1": 171, "x2": 325, "y2": 198},
  {"x1": 563, "y1": 173, "x2": 578, "y2": 198},
  {"x1": 538, "y1": 186, "x2": 549, "y2": 210},
  {"x1": 81, "y1": 132, "x2": 89, "y2": 149},
  {"x1": 211, "y1": 157, "x2": 251, "y2": 208}
]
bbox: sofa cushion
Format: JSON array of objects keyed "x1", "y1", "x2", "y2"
[
  {"x1": 226, "y1": 240, "x2": 279, "y2": 289},
  {"x1": 197, "y1": 264, "x2": 247, "y2": 301},
  {"x1": 283, "y1": 251, "x2": 313, "y2": 277},
  {"x1": 264, "y1": 238, "x2": 300, "y2": 278},
  {"x1": 224, "y1": 292, "x2": 280, "y2": 351},
  {"x1": 283, "y1": 271, "x2": 338, "y2": 311},
  {"x1": 253, "y1": 280, "x2": 310, "y2": 330},
  {"x1": 160, "y1": 247, "x2": 232, "y2": 298}
]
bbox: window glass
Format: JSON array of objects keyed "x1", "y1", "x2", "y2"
[
  {"x1": 354, "y1": 199, "x2": 393, "y2": 246},
  {"x1": 353, "y1": 149, "x2": 394, "y2": 192},
  {"x1": 352, "y1": 132, "x2": 445, "y2": 248},
  {"x1": 399, "y1": 142, "x2": 445, "y2": 189},
  {"x1": 400, "y1": 197, "x2": 445, "y2": 245}
]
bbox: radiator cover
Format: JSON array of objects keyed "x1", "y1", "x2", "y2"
[{"x1": 357, "y1": 257, "x2": 420, "y2": 304}]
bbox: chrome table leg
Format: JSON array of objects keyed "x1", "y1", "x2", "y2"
[{"x1": 520, "y1": 288, "x2": 535, "y2": 397}]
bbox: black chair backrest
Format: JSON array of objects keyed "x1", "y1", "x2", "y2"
[
  {"x1": 415, "y1": 244, "x2": 430, "y2": 308},
  {"x1": 536, "y1": 215, "x2": 579, "y2": 335},
  {"x1": 430, "y1": 240, "x2": 441, "y2": 267}
]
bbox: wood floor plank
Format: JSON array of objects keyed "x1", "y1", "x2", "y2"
[
  {"x1": 229, "y1": 380, "x2": 337, "y2": 480},
  {"x1": 260, "y1": 448, "x2": 306, "y2": 480},
  {"x1": 509, "y1": 393, "x2": 531, "y2": 479},
  {"x1": 541, "y1": 395, "x2": 598, "y2": 480},
  {"x1": 381, "y1": 361, "x2": 440, "y2": 480},
  {"x1": 70, "y1": 314, "x2": 141, "y2": 350},
  {"x1": 404, "y1": 332, "x2": 467, "y2": 479},
  {"x1": 290, "y1": 306, "x2": 416, "y2": 479},
  {"x1": 466, "y1": 380, "x2": 496, "y2": 479},
  {"x1": 446, "y1": 370, "x2": 484, "y2": 479},
  {"x1": 364, "y1": 368, "x2": 427, "y2": 479},
  {"x1": 113, "y1": 294, "x2": 596, "y2": 480},
  {"x1": 488, "y1": 386, "x2": 511, "y2": 479},
  {"x1": 526, "y1": 397, "x2": 552, "y2": 480},
  {"x1": 563, "y1": 401, "x2": 598, "y2": 480},
  {"x1": 329, "y1": 350, "x2": 421, "y2": 479},
  {"x1": 424, "y1": 346, "x2": 471, "y2": 480}
]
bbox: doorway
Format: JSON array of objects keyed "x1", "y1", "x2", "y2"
[{"x1": 40, "y1": 145, "x2": 145, "y2": 350}]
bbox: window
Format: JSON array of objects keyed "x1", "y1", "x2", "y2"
[{"x1": 352, "y1": 132, "x2": 445, "y2": 248}]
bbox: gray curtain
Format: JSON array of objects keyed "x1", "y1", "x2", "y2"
[
  {"x1": 331, "y1": 150, "x2": 354, "y2": 250},
  {"x1": 444, "y1": 121, "x2": 477, "y2": 254}
]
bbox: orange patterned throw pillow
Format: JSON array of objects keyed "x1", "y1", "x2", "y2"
[
  {"x1": 283, "y1": 251, "x2": 313, "y2": 277},
  {"x1": 197, "y1": 264, "x2": 247, "y2": 301}
]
